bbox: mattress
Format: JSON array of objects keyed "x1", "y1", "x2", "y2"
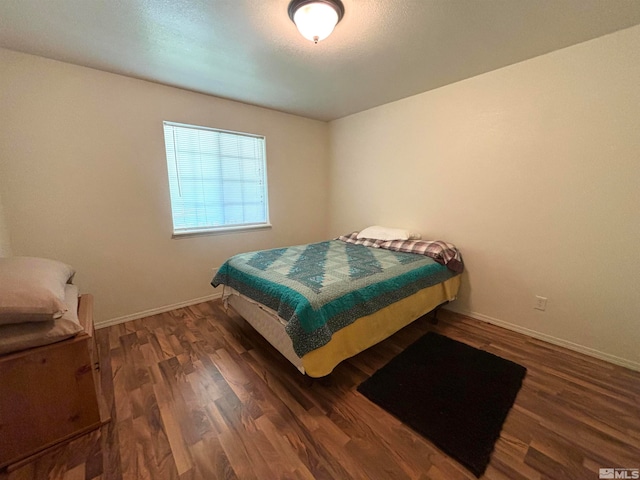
[
  {"x1": 212, "y1": 240, "x2": 458, "y2": 359},
  {"x1": 223, "y1": 274, "x2": 461, "y2": 377},
  {"x1": 226, "y1": 289, "x2": 305, "y2": 373},
  {"x1": 0, "y1": 284, "x2": 84, "y2": 355}
]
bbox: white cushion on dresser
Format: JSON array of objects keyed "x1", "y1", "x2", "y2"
[
  {"x1": 0, "y1": 284, "x2": 83, "y2": 355},
  {"x1": 0, "y1": 256, "x2": 75, "y2": 324}
]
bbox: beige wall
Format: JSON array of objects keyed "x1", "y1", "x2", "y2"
[
  {"x1": 0, "y1": 192, "x2": 11, "y2": 257},
  {"x1": 0, "y1": 48, "x2": 330, "y2": 324},
  {"x1": 329, "y1": 25, "x2": 640, "y2": 368},
  {"x1": 1, "y1": 26, "x2": 638, "y2": 367}
]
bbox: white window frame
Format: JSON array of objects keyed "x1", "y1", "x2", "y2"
[{"x1": 163, "y1": 121, "x2": 271, "y2": 237}]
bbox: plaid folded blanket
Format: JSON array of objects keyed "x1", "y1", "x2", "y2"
[{"x1": 338, "y1": 232, "x2": 464, "y2": 273}]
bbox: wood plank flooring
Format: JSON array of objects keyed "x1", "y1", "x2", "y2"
[{"x1": 2, "y1": 300, "x2": 639, "y2": 479}]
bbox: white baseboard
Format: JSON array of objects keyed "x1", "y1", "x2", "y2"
[
  {"x1": 96, "y1": 292, "x2": 223, "y2": 329},
  {"x1": 446, "y1": 307, "x2": 640, "y2": 372},
  {"x1": 96, "y1": 295, "x2": 640, "y2": 372}
]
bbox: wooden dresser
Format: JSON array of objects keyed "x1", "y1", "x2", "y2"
[{"x1": 0, "y1": 294, "x2": 108, "y2": 470}]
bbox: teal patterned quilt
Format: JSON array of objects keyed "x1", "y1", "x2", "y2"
[{"x1": 211, "y1": 240, "x2": 456, "y2": 357}]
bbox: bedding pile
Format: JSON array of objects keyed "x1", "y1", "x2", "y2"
[
  {"x1": 212, "y1": 238, "x2": 462, "y2": 357},
  {"x1": 0, "y1": 257, "x2": 82, "y2": 354}
]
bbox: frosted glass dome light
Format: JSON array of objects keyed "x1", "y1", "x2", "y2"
[{"x1": 288, "y1": 0, "x2": 345, "y2": 44}]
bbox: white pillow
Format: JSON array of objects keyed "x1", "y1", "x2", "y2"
[
  {"x1": 0, "y1": 256, "x2": 75, "y2": 324},
  {"x1": 357, "y1": 226, "x2": 422, "y2": 241}
]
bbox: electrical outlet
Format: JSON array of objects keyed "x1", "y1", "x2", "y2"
[{"x1": 534, "y1": 296, "x2": 547, "y2": 311}]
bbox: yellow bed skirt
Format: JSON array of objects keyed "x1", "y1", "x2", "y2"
[{"x1": 301, "y1": 275, "x2": 461, "y2": 377}]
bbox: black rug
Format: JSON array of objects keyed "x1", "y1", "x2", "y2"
[{"x1": 357, "y1": 332, "x2": 526, "y2": 477}]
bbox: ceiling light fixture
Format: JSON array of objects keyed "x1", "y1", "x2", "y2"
[{"x1": 288, "y1": 0, "x2": 345, "y2": 44}]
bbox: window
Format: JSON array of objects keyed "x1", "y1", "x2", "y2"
[{"x1": 163, "y1": 122, "x2": 270, "y2": 236}]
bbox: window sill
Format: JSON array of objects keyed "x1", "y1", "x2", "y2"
[{"x1": 171, "y1": 223, "x2": 272, "y2": 239}]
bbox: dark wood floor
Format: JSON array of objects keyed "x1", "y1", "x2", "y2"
[{"x1": 2, "y1": 300, "x2": 639, "y2": 480}]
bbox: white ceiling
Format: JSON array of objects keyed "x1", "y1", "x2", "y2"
[{"x1": 1, "y1": 1, "x2": 640, "y2": 121}]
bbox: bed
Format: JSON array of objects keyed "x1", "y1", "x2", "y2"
[
  {"x1": 0, "y1": 257, "x2": 106, "y2": 470},
  {"x1": 212, "y1": 230, "x2": 463, "y2": 377}
]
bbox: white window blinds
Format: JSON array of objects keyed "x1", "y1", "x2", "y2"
[{"x1": 163, "y1": 122, "x2": 269, "y2": 235}]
